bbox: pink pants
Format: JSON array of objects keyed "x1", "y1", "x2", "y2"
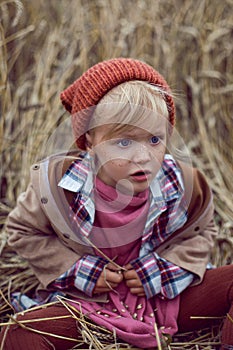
[{"x1": 1, "y1": 265, "x2": 233, "y2": 350}]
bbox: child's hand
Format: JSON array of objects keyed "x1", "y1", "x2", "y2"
[
  {"x1": 93, "y1": 263, "x2": 123, "y2": 294},
  {"x1": 123, "y1": 263, "x2": 146, "y2": 296}
]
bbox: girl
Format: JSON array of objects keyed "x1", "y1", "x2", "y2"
[{"x1": 1, "y1": 58, "x2": 233, "y2": 349}]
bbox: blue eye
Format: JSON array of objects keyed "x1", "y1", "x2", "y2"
[
  {"x1": 150, "y1": 136, "x2": 160, "y2": 145},
  {"x1": 117, "y1": 139, "x2": 132, "y2": 147}
]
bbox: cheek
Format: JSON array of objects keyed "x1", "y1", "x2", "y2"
[
  {"x1": 97, "y1": 148, "x2": 129, "y2": 167},
  {"x1": 94, "y1": 149, "x2": 109, "y2": 165},
  {"x1": 150, "y1": 148, "x2": 166, "y2": 168},
  {"x1": 154, "y1": 145, "x2": 166, "y2": 159},
  {"x1": 113, "y1": 159, "x2": 129, "y2": 167},
  {"x1": 106, "y1": 159, "x2": 129, "y2": 171},
  {"x1": 158, "y1": 149, "x2": 166, "y2": 161}
]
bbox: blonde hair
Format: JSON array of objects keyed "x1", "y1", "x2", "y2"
[
  {"x1": 86, "y1": 80, "x2": 191, "y2": 163},
  {"x1": 88, "y1": 80, "x2": 170, "y2": 137}
]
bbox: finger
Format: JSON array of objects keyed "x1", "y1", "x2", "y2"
[
  {"x1": 125, "y1": 278, "x2": 142, "y2": 288},
  {"x1": 107, "y1": 263, "x2": 122, "y2": 272},
  {"x1": 95, "y1": 280, "x2": 118, "y2": 289},
  {"x1": 93, "y1": 286, "x2": 111, "y2": 294},
  {"x1": 135, "y1": 292, "x2": 146, "y2": 296},
  {"x1": 129, "y1": 287, "x2": 145, "y2": 296},
  {"x1": 105, "y1": 269, "x2": 123, "y2": 283},
  {"x1": 96, "y1": 272, "x2": 121, "y2": 288},
  {"x1": 94, "y1": 277, "x2": 120, "y2": 292},
  {"x1": 96, "y1": 280, "x2": 119, "y2": 289},
  {"x1": 124, "y1": 269, "x2": 138, "y2": 280}
]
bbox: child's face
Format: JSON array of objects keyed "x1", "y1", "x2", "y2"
[{"x1": 86, "y1": 117, "x2": 167, "y2": 195}]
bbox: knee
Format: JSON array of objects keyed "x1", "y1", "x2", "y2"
[
  {"x1": 0, "y1": 324, "x2": 39, "y2": 350},
  {"x1": 225, "y1": 265, "x2": 233, "y2": 304},
  {"x1": 0, "y1": 317, "x2": 53, "y2": 350}
]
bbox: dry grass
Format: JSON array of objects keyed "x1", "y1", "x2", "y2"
[{"x1": 0, "y1": 0, "x2": 233, "y2": 348}]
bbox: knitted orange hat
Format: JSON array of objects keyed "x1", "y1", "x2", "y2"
[{"x1": 60, "y1": 58, "x2": 175, "y2": 150}]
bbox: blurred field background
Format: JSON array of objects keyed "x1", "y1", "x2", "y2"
[{"x1": 0, "y1": 0, "x2": 233, "y2": 348}]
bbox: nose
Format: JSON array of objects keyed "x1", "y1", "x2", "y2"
[{"x1": 131, "y1": 144, "x2": 152, "y2": 164}]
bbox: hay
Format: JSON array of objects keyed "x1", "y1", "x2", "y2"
[
  {"x1": 0, "y1": 232, "x2": 225, "y2": 349},
  {"x1": 0, "y1": 0, "x2": 232, "y2": 348},
  {"x1": 0, "y1": 295, "x2": 223, "y2": 349}
]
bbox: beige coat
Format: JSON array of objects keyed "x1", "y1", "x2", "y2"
[{"x1": 6, "y1": 151, "x2": 218, "y2": 301}]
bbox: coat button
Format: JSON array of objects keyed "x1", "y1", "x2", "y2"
[
  {"x1": 194, "y1": 226, "x2": 200, "y2": 231},
  {"x1": 33, "y1": 164, "x2": 40, "y2": 170},
  {"x1": 41, "y1": 197, "x2": 48, "y2": 204}
]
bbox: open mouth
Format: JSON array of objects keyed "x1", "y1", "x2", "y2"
[
  {"x1": 132, "y1": 170, "x2": 150, "y2": 176},
  {"x1": 130, "y1": 170, "x2": 151, "y2": 182},
  {"x1": 134, "y1": 171, "x2": 146, "y2": 176}
]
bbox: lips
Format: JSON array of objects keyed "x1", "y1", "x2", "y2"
[{"x1": 130, "y1": 170, "x2": 151, "y2": 182}]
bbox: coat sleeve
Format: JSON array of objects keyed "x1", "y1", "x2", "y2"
[
  {"x1": 157, "y1": 163, "x2": 218, "y2": 285},
  {"x1": 155, "y1": 163, "x2": 219, "y2": 285},
  {"x1": 6, "y1": 182, "x2": 80, "y2": 288},
  {"x1": 159, "y1": 218, "x2": 217, "y2": 285}
]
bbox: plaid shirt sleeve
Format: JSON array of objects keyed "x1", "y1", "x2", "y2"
[
  {"x1": 130, "y1": 253, "x2": 194, "y2": 300},
  {"x1": 50, "y1": 254, "x2": 108, "y2": 297}
]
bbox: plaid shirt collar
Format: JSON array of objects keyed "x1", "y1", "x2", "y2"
[
  {"x1": 58, "y1": 152, "x2": 93, "y2": 195},
  {"x1": 58, "y1": 152, "x2": 184, "y2": 201},
  {"x1": 58, "y1": 152, "x2": 185, "y2": 227}
]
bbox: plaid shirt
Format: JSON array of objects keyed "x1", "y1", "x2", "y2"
[{"x1": 52, "y1": 152, "x2": 194, "y2": 299}]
